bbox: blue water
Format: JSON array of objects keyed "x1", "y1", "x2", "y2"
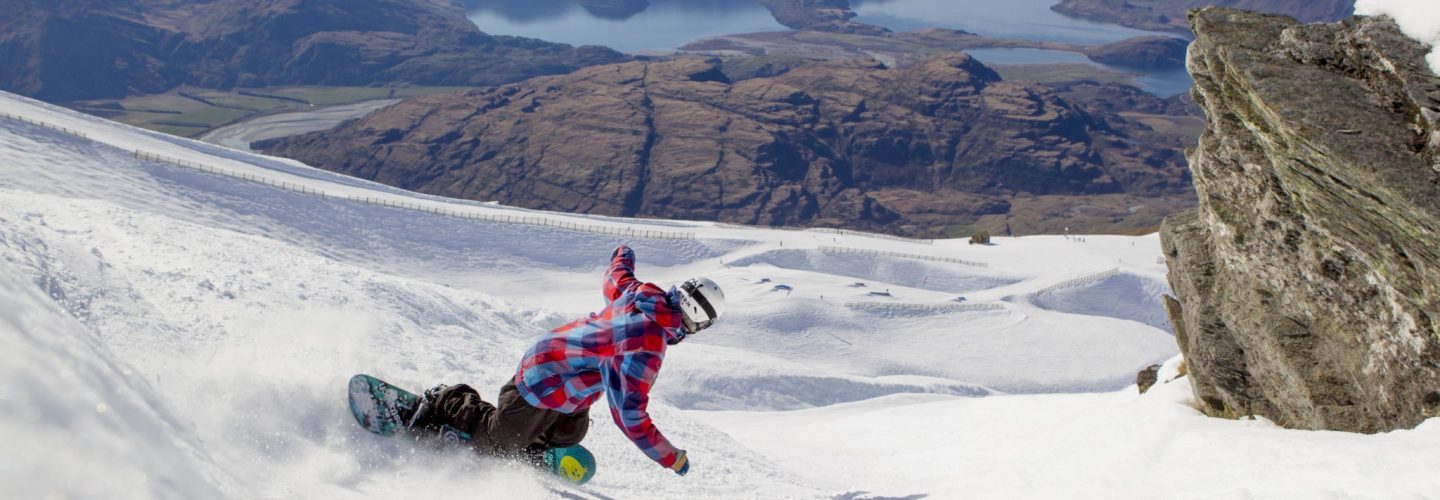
[
  {"x1": 464, "y1": 0, "x2": 1192, "y2": 94},
  {"x1": 854, "y1": 0, "x2": 1193, "y2": 94},
  {"x1": 852, "y1": 0, "x2": 1178, "y2": 44},
  {"x1": 1130, "y1": 68, "x2": 1194, "y2": 97},
  {"x1": 966, "y1": 48, "x2": 1192, "y2": 96},
  {"x1": 465, "y1": 0, "x2": 785, "y2": 54}
]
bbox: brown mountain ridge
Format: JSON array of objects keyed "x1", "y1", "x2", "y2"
[
  {"x1": 0, "y1": 0, "x2": 628, "y2": 102},
  {"x1": 261, "y1": 54, "x2": 1195, "y2": 237}
]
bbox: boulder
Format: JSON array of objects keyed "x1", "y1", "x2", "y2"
[
  {"x1": 1137, "y1": 364, "x2": 1161, "y2": 394},
  {"x1": 1161, "y1": 8, "x2": 1440, "y2": 432}
]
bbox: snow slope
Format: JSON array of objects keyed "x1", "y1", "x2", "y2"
[{"x1": 1, "y1": 90, "x2": 1437, "y2": 499}]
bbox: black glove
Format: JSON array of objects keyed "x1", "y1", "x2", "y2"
[{"x1": 422, "y1": 384, "x2": 449, "y2": 401}]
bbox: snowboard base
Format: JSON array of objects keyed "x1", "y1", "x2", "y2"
[
  {"x1": 347, "y1": 374, "x2": 597, "y2": 485},
  {"x1": 348, "y1": 373, "x2": 420, "y2": 437}
]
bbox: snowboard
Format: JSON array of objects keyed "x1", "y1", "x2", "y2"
[{"x1": 347, "y1": 374, "x2": 598, "y2": 485}]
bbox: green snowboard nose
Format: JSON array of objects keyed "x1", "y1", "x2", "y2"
[{"x1": 544, "y1": 445, "x2": 597, "y2": 485}]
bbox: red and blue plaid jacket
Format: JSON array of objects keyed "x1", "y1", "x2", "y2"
[{"x1": 513, "y1": 245, "x2": 685, "y2": 468}]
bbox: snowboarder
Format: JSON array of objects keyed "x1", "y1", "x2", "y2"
[{"x1": 407, "y1": 244, "x2": 725, "y2": 476}]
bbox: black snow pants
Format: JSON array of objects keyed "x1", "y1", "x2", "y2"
[{"x1": 418, "y1": 381, "x2": 590, "y2": 462}]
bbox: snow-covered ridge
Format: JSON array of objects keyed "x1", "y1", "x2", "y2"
[
  {"x1": 136, "y1": 148, "x2": 700, "y2": 240},
  {"x1": 3, "y1": 88, "x2": 1437, "y2": 499}
]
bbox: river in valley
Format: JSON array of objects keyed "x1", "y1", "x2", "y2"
[{"x1": 199, "y1": 100, "x2": 401, "y2": 152}]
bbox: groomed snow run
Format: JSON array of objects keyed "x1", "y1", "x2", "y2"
[{"x1": 2, "y1": 89, "x2": 1438, "y2": 499}]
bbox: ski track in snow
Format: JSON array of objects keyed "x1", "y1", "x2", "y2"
[{"x1": 2, "y1": 90, "x2": 1438, "y2": 499}]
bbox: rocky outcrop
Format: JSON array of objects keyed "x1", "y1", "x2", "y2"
[
  {"x1": 1052, "y1": 0, "x2": 1354, "y2": 35},
  {"x1": 1161, "y1": 8, "x2": 1440, "y2": 432},
  {"x1": 262, "y1": 54, "x2": 1193, "y2": 236},
  {"x1": 0, "y1": 0, "x2": 627, "y2": 102},
  {"x1": 1137, "y1": 364, "x2": 1161, "y2": 394}
]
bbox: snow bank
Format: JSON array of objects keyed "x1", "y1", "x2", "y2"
[
  {"x1": 0, "y1": 259, "x2": 236, "y2": 499},
  {"x1": 1356, "y1": 0, "x2": 1440, "y2": 74},
  {"x1": 694, "y1": 372, "x2": 1440, "y2": 499}
]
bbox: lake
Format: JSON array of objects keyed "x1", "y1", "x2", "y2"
[
  {"x1": 852, "y1": 0, "x2": 1181, "y2": 45},
  {"x1": 465, "y1": 0, "x2": 785, "y2": 54},
  {"x1": 464, "y1": 0, "x2": 1192, "y2": 94},
  {"x1": 965, "y1": 48, "x2": 1192, "y2": 96}
]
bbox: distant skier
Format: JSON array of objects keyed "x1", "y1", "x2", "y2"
[{"x1": 408, "y1": 244, "x2": 726, "y2": 476}]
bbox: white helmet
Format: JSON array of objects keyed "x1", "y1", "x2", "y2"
[{"x1": 677, "y1": 277, "x2": 726, "y2": 333}]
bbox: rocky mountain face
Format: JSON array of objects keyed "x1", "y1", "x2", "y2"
[
  {"x1": 1052, "y1": 0, "x2": 1355, "y2": 35},
  {"x1": 261, "y1": 54, "x2": 1193, "y2": 236},
  {"x1": 0, "y1": 0, "x2": 627, "y2": 102},
  {"x1": 1162, "y1": 8, "x2": 1440, "y2": 432}
]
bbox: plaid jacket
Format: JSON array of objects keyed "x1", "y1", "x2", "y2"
[{"x1": 513, "y1": 245, "x2": 685, "y2": 468}]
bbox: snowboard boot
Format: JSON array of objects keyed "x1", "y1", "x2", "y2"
[
  {"x1": 406, "y1": 383, "x2": 494, "y2": 449},
  {"x1": 402, "y1": 384, "x2": 449, "y2": 432}
]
